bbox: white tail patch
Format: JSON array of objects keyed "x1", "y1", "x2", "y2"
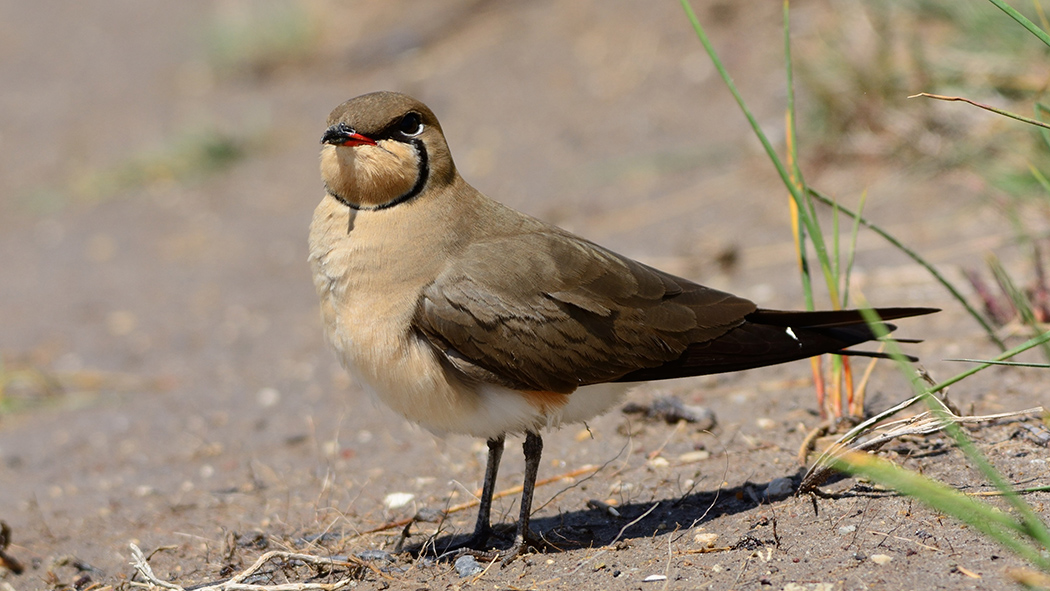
[{"x1": 785, "y1": 326, "x2": 801, "y2": 346}]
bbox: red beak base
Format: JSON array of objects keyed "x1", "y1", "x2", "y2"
[
  {"x1": 340, "y1": 133, "x2": 377, "y2": 147},
  {"x1": 321, "y1": 122, "x2": 377, "y2": 147}
]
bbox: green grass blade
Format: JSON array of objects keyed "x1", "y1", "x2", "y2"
[
  {"x1": 945, "y1": 358, "x2": 1050, "y2": 368},
  {"x1": 680, "y1": 0, "x2": 837, "y2": 295},
  {"x1": 1029, "y1": 162, "x2": 1050, "y2": 195},
  {"x1": 794, "y1": 206, "x2": 817, "y2": 310},
  {"x1": 857, "y1": 309, "x2": 1050, "y2": 551},
  {"x1": 988, "y1": 0, "x2": 1050, "y2": 48},
  {"x1": 832, "y1": 196, "x2": 841, "y2": 301},
  {"x1": 823, "y1": 328, "x2": 1050, "y2": 452},
  {"x1": 832, "y1": 451, "x2": 1050, "y2": 571},
  {"x1": 841, "y1": 190, "x2": 868, "y2": 308},
  {"x1": 928, "y1": 329, "x2": 1050, "y2": 393},
  {"x1": 809, "y1": 188, "x2": 1006, "y2": 350},
  {"x1": 782, "y1": 1, "x2": 817, "y2": 312},
  {"x1": 1035, "y1": 102, "x2": 1050, "y2": 152},
  {"x1": 987, "y1": 255, "x2": 1050, "y2": 360},
  {"x1": 783, "y1": 1, "x2": 840, "y2": 307},
  {"x1": 784, "y1": 1, "x2": 802, "y2": 191}
]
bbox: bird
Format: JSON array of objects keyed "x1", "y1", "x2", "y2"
[{"x1": 308, "y1": 90, "x2": 936, "y2": 563}]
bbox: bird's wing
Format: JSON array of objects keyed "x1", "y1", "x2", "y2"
[{"x1": 413, "y1": 228, "x2": 756, "y2": 393}]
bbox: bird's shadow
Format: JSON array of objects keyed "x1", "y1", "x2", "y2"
[{"x1": 408, "y1": 467, "x2": 828, "y2": 559}]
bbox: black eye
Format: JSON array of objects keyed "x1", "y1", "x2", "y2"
[{"x1": 398, "y1": 112, "x2": 423, "y2": 136}]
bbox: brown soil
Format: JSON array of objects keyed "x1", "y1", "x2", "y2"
[{"x1": 1, "y1": 2, "x2": 1047, "y2": 590}]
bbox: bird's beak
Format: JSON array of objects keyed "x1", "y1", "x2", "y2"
[{"x1": 321, "y1": 122, "x2": 377, "y2": 147}]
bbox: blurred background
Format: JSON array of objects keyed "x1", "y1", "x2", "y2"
[{"x1": 1, "y1": 0, "x2": 1048, "y2": 586}]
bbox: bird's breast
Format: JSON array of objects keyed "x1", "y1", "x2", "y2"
[
  {"x1": 307, "y1": 194, "x2": 631, "y2": 437},
  {"x1": 308, "y1": 195, "x2": 431, "y2": 364},
  {"x1": 307, "y1": 195, "x2": 484, "y2": 433}
]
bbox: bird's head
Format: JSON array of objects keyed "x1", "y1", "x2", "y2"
[{"x1": 320, "y1": 91, "x2": 456, "y2": 211}]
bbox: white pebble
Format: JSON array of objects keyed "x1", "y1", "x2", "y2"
[
  {"x1": 647, "y1": 456, "x2": 670, "y2": 468},
  {"x1": 871, "y1": 554, "x2": 893, "y2": 565},
  {"x1": 383, "y1": 492, "x2": 414, "y2": 509}
]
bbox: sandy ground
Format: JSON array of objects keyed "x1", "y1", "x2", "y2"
[{"x1": 1, "y1": 1, "x2": 1048, "y2": 589}]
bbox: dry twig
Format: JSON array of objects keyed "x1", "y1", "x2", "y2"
[
  {"x1": 799, "y1": 388, "x2": 1044, "y2": 492},
  {"x1": 910, "y1": 92, "x2": 1050, "y2": 130},
  {"x1": 129, "y1": 544, "x2": 366, "y2": 591}
]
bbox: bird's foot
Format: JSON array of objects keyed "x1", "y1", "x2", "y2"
[
  {"x1": 498, "y1": 529, "x2": 555, "y2": 567},
  {"x1": 433, "y1": 527, "x2": 496, "y2": 560},
  {"x1": 436, "y1": 528, "x2": 553, "y2": 566}
]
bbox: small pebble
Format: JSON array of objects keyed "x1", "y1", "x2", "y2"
[
  {"x1": 383, "y1": 492, "x2": 414, "y2": 509},
  {"x1": 870, "y1": 554, "x2": 893, "y2": 565},
  {"x1": 648, "y1": 456, "x2": 670, "y2": 468},
  {"x1": 764, "y1": 477, "x2": 794, "y2": 499},
  {"x1": 677, "y1": 450, "x2": 710, "y2": 464},
  {"x1": 838, "y1": 525, "x2": 857, "y2": 535},
  {"x1": 643, "y1": 574, "x2": 668, "y2": 582},
  {"x1": 454, "y1": 555, "x2": 483, "y2": 577},
  {"x1": 693, "y1": 532, "x2": 719, "y2": 547}
]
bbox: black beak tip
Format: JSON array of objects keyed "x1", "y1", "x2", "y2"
[{"x1": 321, "y1": 122, "x2": 355, "y2": 145}]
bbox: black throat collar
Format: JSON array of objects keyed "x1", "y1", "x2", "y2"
[{"x1": 327, "y1": 138, "x2": 430, "y2": 212}]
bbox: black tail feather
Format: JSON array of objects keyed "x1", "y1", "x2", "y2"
[
  {"x1": 615, "y1": 306, "x2": 936, "y2": 383},
  {"x1": 746, "y1": 307, "x2": 939, "y2": 327},
  {"x1": 839, "y1": 349, "x2": 919, "y2": 362}
]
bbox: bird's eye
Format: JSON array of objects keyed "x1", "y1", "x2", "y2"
[{"x1": 398, "y1": 112, "x2": 424, "y2": 136}]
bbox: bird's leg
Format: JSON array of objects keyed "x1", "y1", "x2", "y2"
[
  {"x1": 469, "y1": 435, "x2": 505, "y2": 547},
  {"x1": 501, "y1": 431, "x2": 546, "y2": 566},
  {"x1": 439, "y1": 435, "x2": 504, "y2": 555}
]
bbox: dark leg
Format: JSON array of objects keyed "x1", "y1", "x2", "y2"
[
  {"x1": 501, "y1": 431, "x2": 544, "y2": 565},
  {"x1": 439, "y1": 435, "x2": 504, "y2": 554},
  {"x1": 470, "y1": 435, "x2": 505, "y2": 547}
]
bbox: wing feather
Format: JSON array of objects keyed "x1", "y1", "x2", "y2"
[{"x1": 413, "y1": 228, "x2": 756, "y2": 393}]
